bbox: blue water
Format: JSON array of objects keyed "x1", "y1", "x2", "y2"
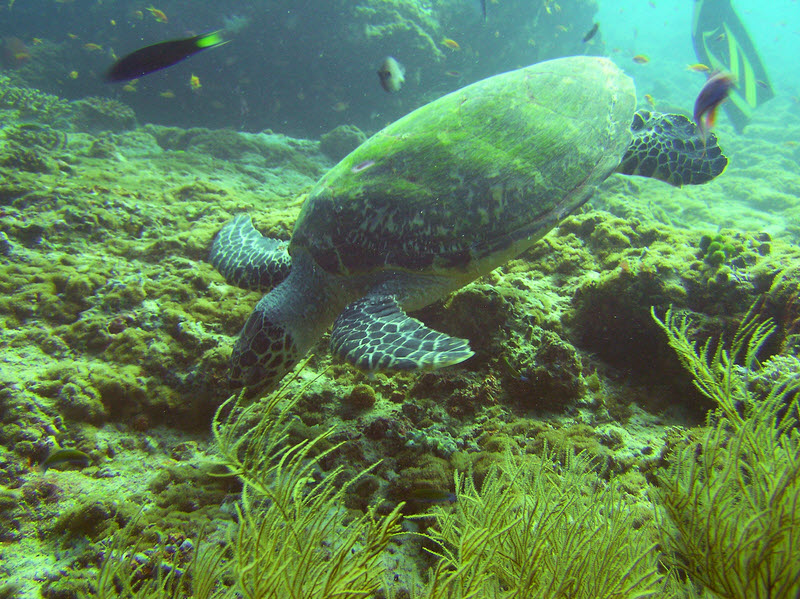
[
  {"x1": 597, "y1": 0, "x2": 800, "y2": 111},
  {"x1": 2, "y1": 0, "x2": 796, "y2": 136}
]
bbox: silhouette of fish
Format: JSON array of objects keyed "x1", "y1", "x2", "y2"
[{"x1": 106, "y1": 30, "x2": 228, "y2": 82}]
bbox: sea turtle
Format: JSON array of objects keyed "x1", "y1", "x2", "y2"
[{"x1": 209, "y1": 56, "x2": 727, "y2": 390}]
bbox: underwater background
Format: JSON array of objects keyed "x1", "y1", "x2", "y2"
[{"x1": 1, "y1": 0, "x2": 800, "y2": 597}]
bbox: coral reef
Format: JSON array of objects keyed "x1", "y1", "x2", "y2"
[
  {"x1": 68, "y1": 96, "x2": 137, "y2": 133},
  {"x1": 2, "y1": 68, "x2": 800, "y2": 597},
  {"x1": 652, "y1": 306, "x2": 800, "y2": 599},
  {"x1": 319, "y1": 124, "x2": 367, "y2": 161},
  {"x1": 0, "y1": 75, "x2": 70, "y2": 124}
]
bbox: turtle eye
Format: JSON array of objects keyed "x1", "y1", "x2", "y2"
[{"x1": 352, "y1": 160, "x2": 376, "y2": 173}]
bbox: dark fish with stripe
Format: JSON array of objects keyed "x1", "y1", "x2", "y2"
[
  {"x1": 106, "y1": 30, "x2": 228, "y2": 82},
  {"x1": 582, "y1": 22, "x2": 599, "y2": 42}
]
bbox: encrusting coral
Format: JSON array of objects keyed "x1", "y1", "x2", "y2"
[
  {"x1": 81, "y1": 297, "x2": 800, "y2": 599},
  {"x1": 89, "y1": 364, "x2": 404, "y2": 598}
]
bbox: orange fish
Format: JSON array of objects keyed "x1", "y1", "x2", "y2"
[
  {"x1": 331, "y1": 101, "x2": 349, "y2": 112},
  {"x1": 0, "y1": 37, "x2": 30, "y2": 68},
  {"x1": 146, "y1": 6, "x2": 168, "y2": 23},
  {"x1": 441, "y1": 38, "x2": 460, "y2": 51},
  {"x1": 644, "y1": 94, "x2": 655, "y2": 108},
  {"x1": 69, "y1": 70, "x2": 79, "y2": 79},
  {"x1": 632, "y1": 54, "x2": 649, "y2": 64},
  {"x1": 190, "y1": 73, "x2": 201, "y2": 90},
  {"x1": 687, "y1": 63, "x2": 710, "y2": 73},
  {"x1": 83, "y1": 43, "x2": 103, "y2": 52}
]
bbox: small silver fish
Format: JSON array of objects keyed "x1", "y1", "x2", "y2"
[{"x1": 378, "y1": 56, "x2": 405, "y2": 93}]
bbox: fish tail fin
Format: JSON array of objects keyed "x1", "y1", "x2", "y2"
[
  {"x1": 705, "y1": 107, "x2": 717, "y2": 131},
  {"x1": 195, "y1": 30, "x2": 229, "y2": 50}
]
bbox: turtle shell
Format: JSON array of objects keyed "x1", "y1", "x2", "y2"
[{"x1": 292, "y1": 56, "x2": 635, "y2": 276}]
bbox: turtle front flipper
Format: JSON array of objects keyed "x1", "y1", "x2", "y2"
[
  {"x1": 330, "y1": 294, "x2": 474, "y2": 371},
  {"x1": 210, "y1": 214, "x2": 291, "y2": 291},
  {"x1": 616, "y1": 110, "x2": 728, "y2": 186}
]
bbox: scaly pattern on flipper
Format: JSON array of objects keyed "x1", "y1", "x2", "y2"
[
  {"x1": 330, "y1": 294, "x2": 474, "y2": 371},
  {"x1": 209, "y1": 215, "x2": 291, "y2": 291}
]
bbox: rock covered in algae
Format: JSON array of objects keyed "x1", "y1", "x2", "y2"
[{"x1": 319, "y1": 124, "x2": 367, "y2": 162}]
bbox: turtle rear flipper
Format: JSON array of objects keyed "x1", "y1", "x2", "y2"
[
  {"x1": 210, "y1": 214, "x2": 292, "y2": 291},
  {"x1": 330, "y1": 294, "x2": 474, "y2": 371},
  {"x1": 617, "y1": 110, "x2": 728, "y2": 186}
]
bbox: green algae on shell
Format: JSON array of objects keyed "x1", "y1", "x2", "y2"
[{"x1": 292, "y1": 56, "x2": 635, "y2": 281}]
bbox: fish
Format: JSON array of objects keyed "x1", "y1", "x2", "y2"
[
  {"x1": 160, "y1": 90, "x2": 175, "y2": 98},
  {"x1": 582, "y1": 22, "x2": 599, "y2": 42},
  {"x1": 83, "y1": 43, "x2": 103, "y2": 52},
  {"x1": 146, "y1": 6, "x2": 168, "y2": 23},
  {"x1": 41, "y1": 448, "x2": 90, "y2": 473},
  {"x1": 331, "y1": 101, "x2": 349, "y2": 112},
  {"x1": 105, "y1": 31, "x2": 228, "y2": 82},
  {"x1": 644, "y1": 93, "x2": 655, "y2": 108},
  {"x1": 377, "y1": 56, "x2": 405, "y2": 93},
  {"x1": 441, "y1": 38, "x2": 461, "y2": 51},
  {"x1": 687, "y1": 63, "x2": 710, "y2": 73},
  {"x1": 693, "y1": 71, "x2": 736, "y2": 143},
  {"x1": 190, "y1": 73, "x2": 201, "y2": 90},
  {"x1": 69, "y1": 70, "x2": 79, "y2": 79},
  {"x1": 632, "y1": 54, "x2": 649, "y2": 64},
  {"x1": 408, "y1": 487, "x2": 457, "y2": 506},
  {"x1": 0, "y1": 37, "x2": 30, "y2": 69}
]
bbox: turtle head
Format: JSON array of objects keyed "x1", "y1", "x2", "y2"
[
  {"x1": 228, "y1": 251, "x2": 339, "y2": 390},
  {"x1": 229, "y1": 297, "x2": 303, "y2": 389}
]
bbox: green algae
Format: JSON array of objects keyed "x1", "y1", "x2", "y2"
[{"x1": 2, "y1": 56, "x2": 800, "y2": 598}]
